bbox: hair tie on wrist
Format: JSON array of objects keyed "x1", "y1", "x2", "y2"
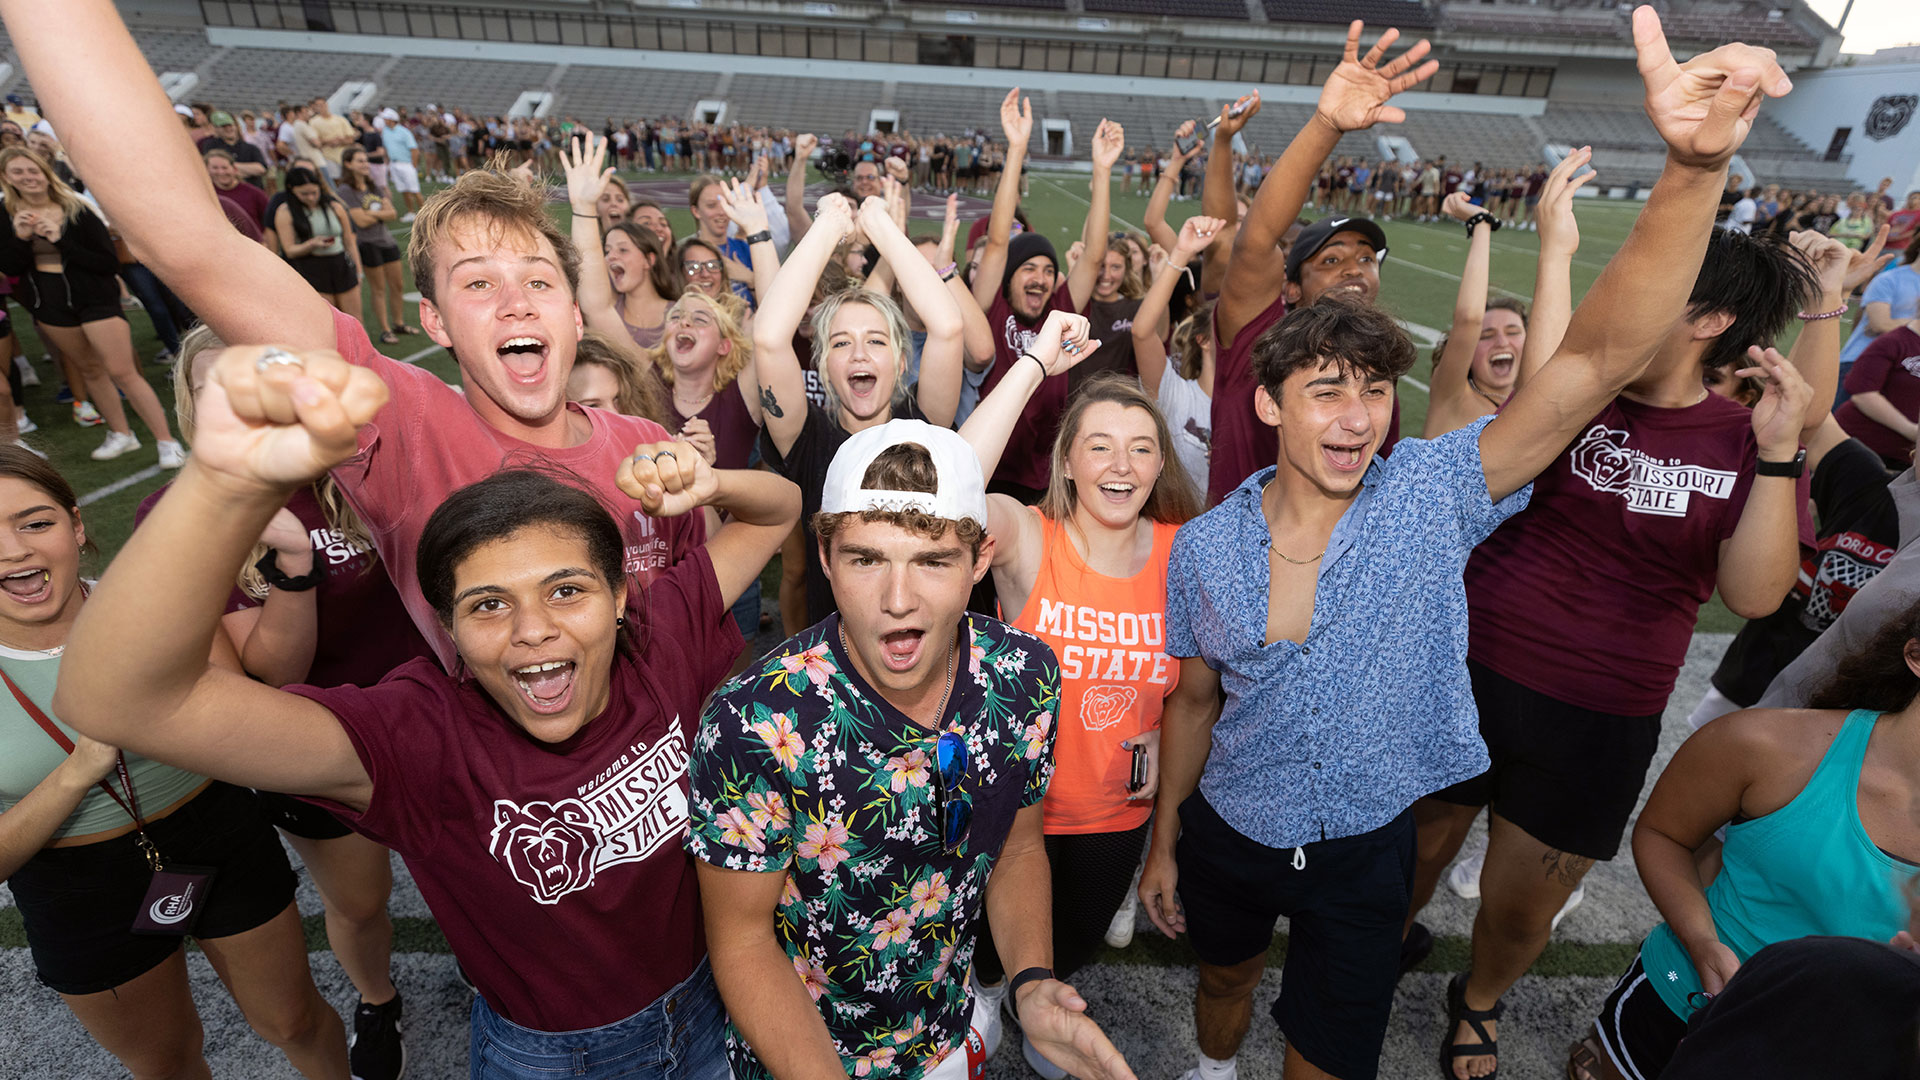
[
  {"x1": 575, "y1": 212, "x2": 599, "y2": 219},
  {"x1": 1796, "y1": 303, "x2": 1847, "y2": 321},
  {"x1": 1020, "y1": 351, "x2": 1050, "y2": 379}
]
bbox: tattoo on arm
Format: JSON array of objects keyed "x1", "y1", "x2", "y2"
[
  {"x1": 1541, "y1": 848, "x2": 1594, "y2": 889},
  {"x1": 759, "y1": 385, "x2": 784, "y2": 419}
]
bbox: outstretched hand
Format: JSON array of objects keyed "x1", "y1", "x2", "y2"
[
  {"x1": 1536, "y1": 147, "x2": 1597, "y2": 256},
  {"x1": 1314, "y1": 21, "x2": 1439, "y2": 132},
  {"x1": 562, "y1": 133, "x2": 614, "y2": 216},
  {"x1": 722, "y1": 176, "x2": 770, "y2": 234},
  {"x1": 1000, "y1": 87, "x2": 1034, "y2": 148},
  {"x1": 1091, "y1": 118, "x2": 1125, "y2": 171},
  {"x1": 194, "y1": 346, "x2": 391, "y2": 492},
  {"x1": 616, "y1": 440, "x2": 716, "y2": 518},
  {"x1": 1740, "y1": 345, "x2": 1813, "y2": 459},
  {"x1": 1634, "y1": 5, "x2": 1792, "y2": 169},
  {"x1": 1017, "y1": 980, "x2": 1139, "y2": 1080}
]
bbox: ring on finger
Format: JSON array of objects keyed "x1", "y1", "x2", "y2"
[
  {"x1": 255, "y1": 347, "x2": 304, "y2": 374},
  {"x1": 632, "y1": 453, "x2": 654, "y2": 464},
  {"x1": 655, "y1": 449, "x2": 678, "y2": 462}
]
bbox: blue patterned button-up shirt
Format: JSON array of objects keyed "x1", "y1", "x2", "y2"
[{"x1": 1165, "y1": 416, "x2": 1531, "y2": 849}]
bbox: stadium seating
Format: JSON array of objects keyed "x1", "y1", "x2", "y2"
[
  {"x1": 193, "y1": 47, "x2": 386, "y2": 111},
  {"x1": 132, "y1": 28, "x2": 222, "y2": 75},
  {"x1": 1265, "y1": 0, "x2": 1437, "y2": 29},
  {"x1": 1083, "y1": 0, "x2": 1250, "y2": 21},
  {"x1": 900, "y1": 0, "x2": 1068, "y2": 10},
  {"x1": 379, "y1": 57, "x2": 555, "y2": 117},
  {"x1": 1051, "y1": 91, "x2": 1213, "y2": 153},
  {"x1": 891, "y1": 84, "x2": 1034, "y2": 146},
  {"x1": 556, "y1": 66, "x2": 722, "y2": 127},
  {"x1": 728, "y1": 75, "x2": 887, "y2": 139}
]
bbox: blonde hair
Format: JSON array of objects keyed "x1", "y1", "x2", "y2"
[
  {"x1": 574, "y1": 330, "x2": 666, "y2": 423},
  {"x1": 169, "y1": 324, "x2": 374, "y2": 599},
  {"x1": 648, "y1": 290, "x2": 753, "y2": 395},
  {"x1": 807, "y1": 288, "x2": 914, "y2": 419},
  {"x1": 0, "y1": 147, "x2": 92, "y2": 225},
  {"x1": 1038, "y1": 373, "x2": 1201, "y2": 527},
  {"x1": 407, "y1": 166, "x2": 581, "y2": 306}
]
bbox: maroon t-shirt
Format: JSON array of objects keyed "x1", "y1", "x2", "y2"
[
  {"x1": 1836, "y1": 327, "x2": 1920, "y2": 466},
  {"x1": 216, "y1": 181, "x2": 269, "y2": 229},
  {"x1": 666, "y1": 383, "x2": 758, "y2": 470},
  {"x1": 1207, "y1": 296, "x2": 1287, "y2": 505},
  {"x1": 979, "y1": 282, "x2": 1077, "y2": 493},
  {"x1": 135, "y1": 484, "x2": 434, "y2": 689},
  {"x1": 1466, "y1": 393, "x2": 1758, "y2": 714},
  {"x1": 294, "y1": 549, "x2": 742, "y2": 1031}
]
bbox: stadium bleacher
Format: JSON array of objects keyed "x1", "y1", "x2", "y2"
[
  {"x1": 1084, "y1": 0, "x2": 1250, "y2": 21},
  {"x1": 558, "y1": 66, "x2": 722, "y2": 127},
  {"x1": 1265, "y1": 0, "x2": 1438, "y2": 28},
  {"x1": 728, "y1": 75, "x2": 888, "y2": 139},
  {"x1": 376, "y1": 57, "x2": 555, "y2": 118},
  {"x1": 195, "y1": 47, "x2": 386, "y2": 109}
]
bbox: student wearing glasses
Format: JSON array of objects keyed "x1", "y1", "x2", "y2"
[{"x1": 689, "y1": 413, "x2": 1135, "y2": 1080}]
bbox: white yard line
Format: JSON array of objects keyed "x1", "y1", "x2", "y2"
[
  {"x1": 1033, "y1": 174, "x2": 1147, "y2": 234},
  {"x1": 77, "y1": 464, "x2": 163, "y2": 507}
]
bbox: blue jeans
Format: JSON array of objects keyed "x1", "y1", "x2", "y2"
[
  {"x1": 119, "y1": 263, "x2": 194, "y2": 355},
  {"x1": 468, "y1": 957, "x2": 727, "y2": 1080}
]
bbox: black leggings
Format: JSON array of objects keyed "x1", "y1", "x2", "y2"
[{"x1": 974, "y1": 821, "x2": 1150, "y2": 985}]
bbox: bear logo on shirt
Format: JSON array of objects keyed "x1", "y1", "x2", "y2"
[
  {"x1": 1569, "y1": 424, "x2": 1738, "y2": 518},
  {"x1": 1081, "y1": 685, "x2": 1138, "y2": 732},
  {"x1": 489, "y1": 799, "x2": 603, "y2": 905}
]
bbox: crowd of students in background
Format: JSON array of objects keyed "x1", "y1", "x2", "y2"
[{"x1": 5, "y1": 6, "x2": 1920, "y2": 1080}]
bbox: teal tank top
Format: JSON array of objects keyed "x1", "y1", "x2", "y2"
[{"x1": 1639, "y1": 708, "x2": 1916, "y2": 1018}]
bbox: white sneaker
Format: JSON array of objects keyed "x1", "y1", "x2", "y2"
[
  {"x1": 14, "y1": 355, "x2": 37, "y2": 386},
  {"x1": 11, "y1": 439, "x2": 45, "y2": 459},
  {"x1": 1448, "y1": 837, "x2": 1487, "y2": 900},
  {"x1": 1106, "y1": 863, "x2": 1144, "y2": 948},
  {"x1": 970, "y1": 978, "x2": 1006, "y2": 1060},
  {"x1": 89, "y1": 430, "x2": 141, "y2": 461},
  {"x1": 1551, "y1": 883, "x2": 1586, "y2": 931},
  {"x1": 157, "y1": 440, "x2": 187, "y2": 469},
  {"x1": 15, "y1": 415, "x2": 36, "y2": 435},
  {"x1": 402, "y1": 212, "x2": 417, "y2": 222},
  {"x1": 1022, "y1": 1033, "x2": 1068, "y2": 1080}
]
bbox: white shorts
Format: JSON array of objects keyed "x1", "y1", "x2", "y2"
[
  {"x1": 387, "y1": 161, "x2": 420, "y2": 194},
  {"x1": 369, "y1": 163, "x2": 388, "y2": 190}
]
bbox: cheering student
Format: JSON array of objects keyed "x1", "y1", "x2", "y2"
[
  {"x1": 0, "y1": 446, "x2": 348, "y2": 1079},
  {"x1": 7, "y1": 0, "x2": 706, "y2": 670},
  {"x1": 0, "y1": 146, "x2": 186, "y2": 466},
  {"x1": 568, "y1": 134, "x2": 684, "y2": 358},
  {"x1": 752, "y1": 191, "x2": 966, "y2": 627},
  {"x1": 1567, "y1": 603, "x2": 1920, "y2": 1080},
  {"x1": 1133, "y1": 216, "x2": 1224, "y2": 506},
  {"x1": 968, "y1": 92, "x2": 1120, "y2": 499},
  {"x1": 1419, "y1": 152, "x2": 1591, "y2": 439},
  {"x1": 273, "y1": 164, "x2": 364, "y2": 314},
  {"x1": 565, "y1": 330, "x2": 668, "y2": 421},
  {"x1": 689, "y1": 409, "x2": 1134, "y2": 1080},
  {"x1": 1137, "y1": 14, "x2": 1799, "y2": 1080},
  {"x1": 55, "y1": 341, "x2": 800, "y2": 1080}
]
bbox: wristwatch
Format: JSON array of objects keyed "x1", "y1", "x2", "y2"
[
  {"x1": 1754, "y1": 449, "x2": 1806, "y2": 478},
  {"x1": 744, "y1": 229, "x2": 773, "y2": 246},
  {"x1": 255, "y1": 549, "x2": 326, "y2": 592},
  {"x1": 1008, "y1": 966, "x2": 1054, "y2": 1002}
]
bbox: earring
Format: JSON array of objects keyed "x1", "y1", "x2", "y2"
[{"x1": 616, "y1": 615, "x2": 627, "y2": 629}]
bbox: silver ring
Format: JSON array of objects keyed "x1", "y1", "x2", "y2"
[
  {"x1": 631, "y1": 453, "x2": 654, "y2": 464},
  {"x1": 654, "y1": 449, "x2": 678, "y2": 462},
  {"x1": 254, "y1": 347, "x2": 303, "y2": 374}
]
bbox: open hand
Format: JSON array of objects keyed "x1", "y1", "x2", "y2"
[
  {"x1": 563, "y1": 133, "x2": 613, "y2": 216},
  {"x1": 1537, "y1": 147, "x2": 1597, "y2": 255},
  {"x1": 1091, "y1": 118, "x2": 1125, "y2": 171},
  {"x1": 616, "y1": 440, "x2": 715, "y2": 518},
  {"x1": 1314, "y1": 21, "x2": 1439, "y2": 132},
  {"x1": 195, "y1": 346, "x2": 391, "y2": 492},
  {"x1": 722, "y1": 176, "x2": 770, "y2": 234},
  {"x1": 999, "y1": 87, "x2": 1034, "y2": 148},
  {"x1": 1634, "y1": 6, "x2": 1792, "y2": 169},
  {"x1": 1016, "y1": 980, "x2": 1139, "y2": 1080}
]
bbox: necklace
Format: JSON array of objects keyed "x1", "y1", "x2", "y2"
[
  {"x1": 1467, "y1": 374, "x2": 1507, "y2": 410},
  {"x1": 674, "y1": 387, "x2": 714, "y2": 414},
  {"x1": 1269, "y1": 545, "x2": 1325, "y2": 566}
]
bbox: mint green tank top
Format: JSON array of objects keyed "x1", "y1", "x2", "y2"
[{"x1": 1639, "y1": 708, "x2": 1916, "y2": 1018}]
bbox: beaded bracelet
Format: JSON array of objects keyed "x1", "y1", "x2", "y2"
[
  {"x1": 1463, "y1": 212, "x2": 1501, "y2": 236},
  {"x1": 1797, "y1": 303, "x2": 1848, "y2": 321},
  {"x1": 938, "y1": 262, "x2": 959, "y2": 281}
]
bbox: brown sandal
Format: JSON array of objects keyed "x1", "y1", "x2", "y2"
[{"x1": 1566, "y1": 1034, "x2": 1625, "y2": 1080}]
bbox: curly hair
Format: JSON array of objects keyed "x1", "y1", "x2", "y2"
[
  {"x1": 812, "y1": 443, "x2": 986, "y2": 560},
  {"x1": 649, "y1": 290, "x2": 753, "y2": 395},
  {"x1": 1252, "y1": 293, "x2": 1417, "y2": 400},
  {"x1": 1807, "y1": 598, "x2": 1920, "y2": 713}
]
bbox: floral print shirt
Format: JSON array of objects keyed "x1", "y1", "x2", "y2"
[{"x1": 689, "y1": 613, "x2": 1059, "y2": 1080}]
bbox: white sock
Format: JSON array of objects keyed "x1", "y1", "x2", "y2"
[
  {"x1": 1197, "y1": 1053, "x2": 1237, "y2": 1080},
  {"x1": 974, "y1": 976, "x2": 1007, "y2": 1005}
]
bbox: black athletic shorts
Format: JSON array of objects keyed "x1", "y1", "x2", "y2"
[
  {"x1": 7, "y1": 781, "x2": 297, "y2": 995},
  {"x1": 1590, "y1": 953, "x2": 1689, "y2": 1080},
  {"x1": 1175, "y1": 792, "x2": 1414, "y2": 1080},
  {"x1": 290, "y1": 251, "x2": 358, "y2": 296},
  {"x1": 25, "y1": 269, "x2": 124, "y2": 328},
  {"x1": 1431, "y1": 659, "x2": 1662, "y2": 860},
  {"x1": 253, "y1": 789, "x2": 354, "y2": 840},
  {"x1": 357, "y1": 240, "x2": 401, "y2": 270}
]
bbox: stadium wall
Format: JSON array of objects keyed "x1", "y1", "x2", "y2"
[
  {"x1": 202, "y1": 26, "x2": 1551, "y2": 117},
  {"x1": 1766, "y1": 62, "x2": 1920, "y2": 195}
]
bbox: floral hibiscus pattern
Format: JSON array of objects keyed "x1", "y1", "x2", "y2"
[{"x1": 689, "y1": 614, "x2": 1059, "y2": 1080}]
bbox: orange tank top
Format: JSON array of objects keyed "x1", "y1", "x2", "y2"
[{"x1": 1010, "y1": 510, "x2": 1180, "y2": 835}]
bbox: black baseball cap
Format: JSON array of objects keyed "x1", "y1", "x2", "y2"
[{"x1": 1284, "y1": 216, "x2": 1389, "y2": 282}]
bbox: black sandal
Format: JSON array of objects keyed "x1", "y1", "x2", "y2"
[
  {"x1": 1442, "y1": 972, "x2": 1504, "y2": 1079},
  {"x1": 1400, "y1": 921, "x2": 1435, "y2": 977}
]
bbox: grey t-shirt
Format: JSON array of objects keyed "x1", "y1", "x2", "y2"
[{"x1": 1758, "y1": 467, "x2": 1920, "y2": 707}]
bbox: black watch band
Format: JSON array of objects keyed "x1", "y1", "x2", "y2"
[
  {"x1": 1464, "y1": 212, "x2": 1501, "y2": 236},
  {"x1": 1007, "y1": 966, "x2": 1054, "y2": 1001},
  {"x1": 255, "y1": 549, "x2": 326, "y2": 592},
  {"x1": 1754, "y1": 449, "x2": 1806, "y2": 478},
  {"x1": 744, "y1": 229, "x2": 773, "y2": 246}
]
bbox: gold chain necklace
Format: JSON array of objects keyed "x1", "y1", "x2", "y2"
[{"x1": 1269, "y1": 545, "x2": 1325, "y2": 566}]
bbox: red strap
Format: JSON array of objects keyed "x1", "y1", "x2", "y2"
[{"x1": 2, "y1": 665, "x2": 143, "y2": 826}]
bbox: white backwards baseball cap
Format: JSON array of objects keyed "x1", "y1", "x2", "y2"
[{"x1": 821, "y1": 420, "x2": 988, "y2": 529}]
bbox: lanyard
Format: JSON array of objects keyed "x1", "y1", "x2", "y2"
[{"x1": 2, "y1": 666, "x2": 160, "y2": 870}]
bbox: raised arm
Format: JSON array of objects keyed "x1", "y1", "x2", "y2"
[
  {"x1": 859, "y1": 186, "x2": 964, "y2": 426},
  {"x1": 0, "y1": 0, "x2": 336, "y2": 350},
  {"x1": 53, "y1": 346, "x2": 390, "y2": 809},
  {"x1": 1066, "y1": 120, "x2": 1122, "y2": 312},
  {"x1": 722, "y1": 176, "x2": 782, "y2": 305},
  {"x1": 1143, "y1": 125, "x2": 1199, "y2": 253},
  {"x1": 1134, "y1": 217, "x2": 1219, "y2": 397},
  {"x1": 220, "y1": 507, "x2": 321, "y2": 687},
  {"x1": 561, "y1": 134, "x2": 630, "y2": 339},
  {"x1": 1200, "y1": 95, "x2": 1258, "y2": 295},
  {"x1": 1481, "y1": 10, "x2": 1795, "y2": 501},
  {"x1": 1787, "y1": 226, "x2": 1891, "y2": 433},
  {"x1": 970, "y1": 89, "x2": 1032, "y2": 315},
  {"x1": 1513, "y1": 148, "x2": 1594, "y2": 391},
  {"x1": 785, "y1": 132, "x2": 818, "y2": 245},
  {"x1": 1715, "y1": 346, "x2": 1813, "y2": 617},
  {"x1": 751, "y1": 193, "x2": 855, "y2": 455},
  {"x1": 1220, "y1": 21, "x2": 1436, "y2": 347},
  {"x1": 1421, "y1": 192, "x2": 1498, "y2": 438},
  {"x1": 960, "y1": 311, "x2": 1094, "y2": 482},
  {"x1": 934, "y1": 194, "x2": 996, "y2": 373}
]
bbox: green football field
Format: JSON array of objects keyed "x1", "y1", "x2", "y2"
[{"x1": 42, "y1": 166, "x2": 1812, "y2": 630}]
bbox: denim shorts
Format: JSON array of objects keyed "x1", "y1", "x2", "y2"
[{"x1": 468, "y1": 957, "x2": 727, "y2": 1080}]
